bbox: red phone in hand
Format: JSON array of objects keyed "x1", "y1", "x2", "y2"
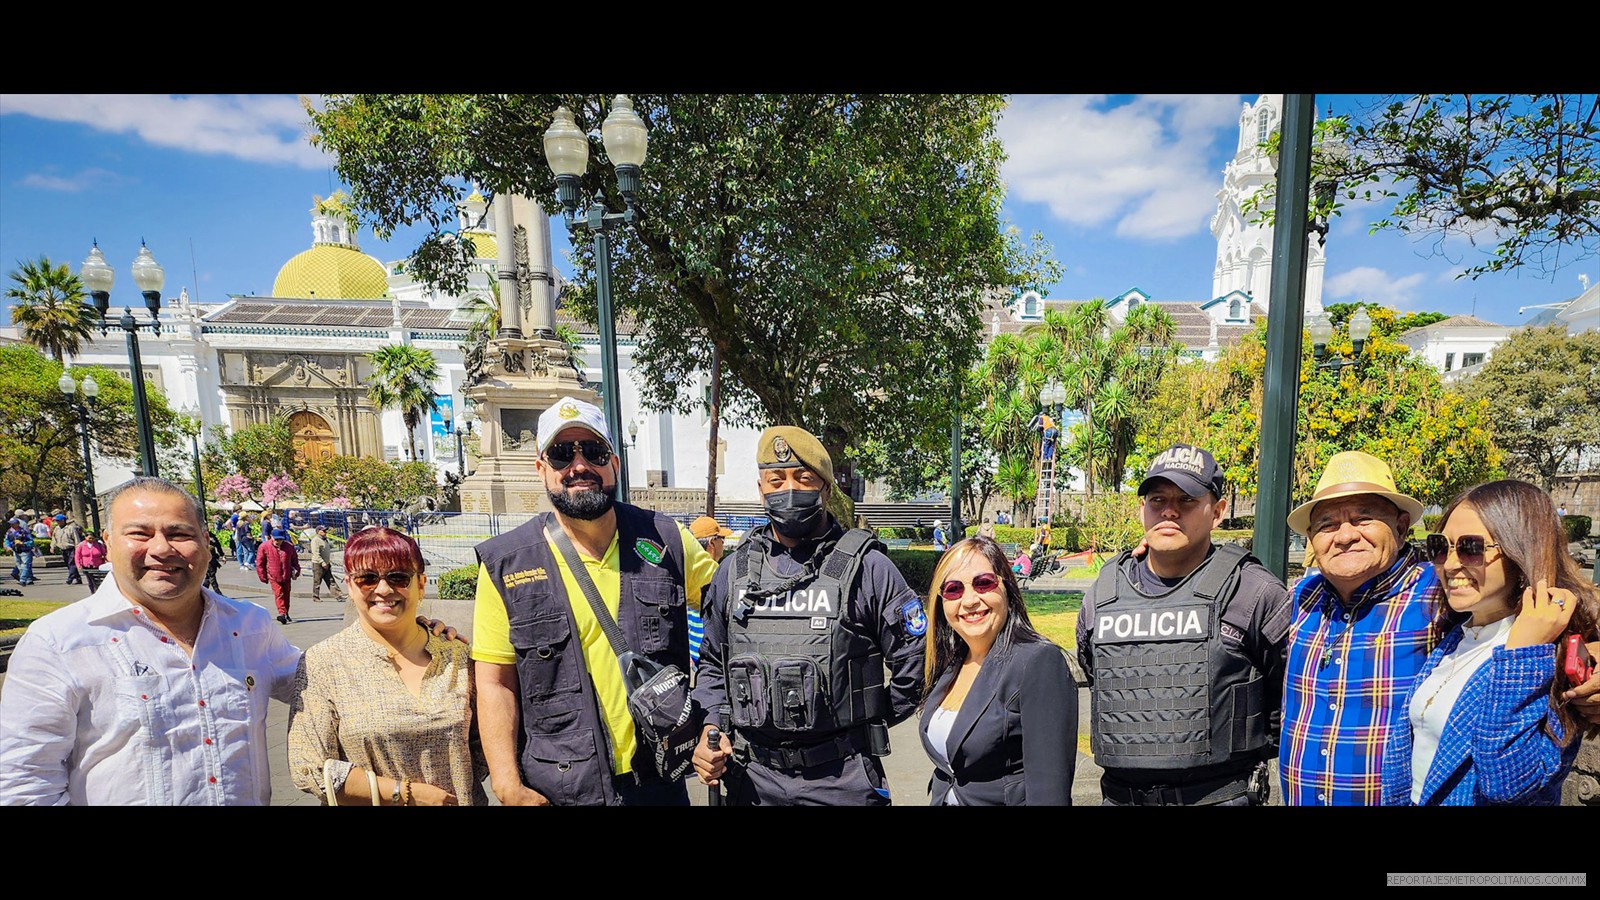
[{"x1": 1564, "y1": 634, "x2": 1595, "y2": 685}]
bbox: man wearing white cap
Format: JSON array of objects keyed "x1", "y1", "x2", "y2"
[
  {"x1": 1278, "y1": 450, "x2": 1441, "y2": 806},
  {"x1": 471, "y1": 396, "x2": 718, "y2": 806}
]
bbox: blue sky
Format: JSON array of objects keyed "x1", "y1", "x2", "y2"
[{"x1": 3, "y1": 94, "x2": 1595, "y2": 330}]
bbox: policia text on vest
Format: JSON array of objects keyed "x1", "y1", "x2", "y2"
[
  {"x1": 692, "y1": 521, "x2": 927, "y2": 805},
  {"x1": 1075, "y1": 544, "x2": 1292, "y2": 806}
]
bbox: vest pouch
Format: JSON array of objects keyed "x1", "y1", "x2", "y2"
[
  {"x1": 524, "y1": 728, "x2": 607, "y2": 806},
  {"x1": 771, "y1": 658, "x2": 822, "y2": 732},
  {"x1": 633, "y1": 579, "x2": 684, "y2": 652},
  {"x1": 727, "y1": 657, "x2": 769, "y2": 729},
  {"x1": 509, "y1": 613, "x2": 580, "y2": 699}
]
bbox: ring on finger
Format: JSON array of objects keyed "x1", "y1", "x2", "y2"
[{"x1": 1554, "y1": 597, "x2": 1566, "y2": 609}]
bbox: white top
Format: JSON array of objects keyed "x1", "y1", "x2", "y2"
[
  {"x1": 1407, "y1": 614, "x2": 1514, "y2": 804},
  {"x1": 926, "y1": 705, "x2": 961, "y2": 806},
  {"x1": 0, "y1": 577, "x2": 301, "y2": 805}
]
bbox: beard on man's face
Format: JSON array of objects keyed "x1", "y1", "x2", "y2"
[{"x1": 548, "y1": 470, "x2": 615, "y2": 520}]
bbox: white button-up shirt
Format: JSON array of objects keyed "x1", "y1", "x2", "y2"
[{"x1": 0, "y1": 577, "x2": 301, "y2": 805}]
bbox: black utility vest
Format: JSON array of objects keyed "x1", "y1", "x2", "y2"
[
  {"x1": 724, "y1": 526, "x2": 887, "y2": 746},
  {"x1": 475, "y1": 506, "x2": 688, "y2": 806},
  {"x1": 1087, "y1": 544, "x2": 1270, "y2": 771}
]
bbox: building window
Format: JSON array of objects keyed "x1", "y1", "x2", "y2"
[
  {"x1": 1257, "y1": 110, "x2": 1271, "y2": 145},
  {"x1": 1444, "y1": 352, "x2": 1454, "y2": 372},
  {"x1": 1462, "y1": 352, "x2": 1486, "y2": 368},
  {"x1": 1229, "y1": 298, "x2": 1242, "y2": 320}
]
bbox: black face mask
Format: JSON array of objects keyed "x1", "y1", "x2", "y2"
[{"x1": 763, "y1": 488, "x2": 827, "y2": 539}]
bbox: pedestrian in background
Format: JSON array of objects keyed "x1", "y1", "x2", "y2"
[
  {"x1": 6, "y1": 518, "x2": 36, "y2": 586},
  {"x1": 309, "y1": 524, "x2": 345, "y2": 602},
  {"x1": 257, "y1": 527, "x2": 301, "y2": 625},
  {"x1": 52, "y1": 514, "x2": 83, "y2": 585}
]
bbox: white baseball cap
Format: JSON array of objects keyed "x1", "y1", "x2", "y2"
[{"x1": 536, "y1": 396, "x2": 614, "y2": 457}]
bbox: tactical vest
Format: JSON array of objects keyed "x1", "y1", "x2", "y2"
[
  {"x1": 1088, "y1": 543, "x2": 1270, "y2": 772},
  {"x1": 475, "y1": 506, "x2": 688, "y2": 806},
  {"x1": 724, "y1": 526, "x2": 888, "y2": 747}
]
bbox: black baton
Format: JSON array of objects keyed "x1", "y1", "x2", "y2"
[{"x1": 706, "y1": 727, "x2": 725, "y2": 807}]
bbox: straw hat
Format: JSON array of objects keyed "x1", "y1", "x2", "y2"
[{"x1": 1287, "y1": 451, "x2": 1424, "y2": 536}]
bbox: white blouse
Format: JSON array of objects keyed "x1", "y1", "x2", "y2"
[
  {"x1": 1407, "y1": 614, "x2": 1514, "y2": 804},
  {"x1": 926, "y1": 705, "x2": 962, "y2": 806}
]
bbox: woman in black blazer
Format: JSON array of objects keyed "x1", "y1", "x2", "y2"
[{"x1": 918, "y1": 536, "x2": 1078, "y2": 805}]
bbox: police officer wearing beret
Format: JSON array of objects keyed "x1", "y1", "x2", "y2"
[
  {"x1": 1074, "y1": 443, "x2": 1291, "y2": 805},
  {"x1": 692, "y1": 426, "x2": 927, "y2": 805}
]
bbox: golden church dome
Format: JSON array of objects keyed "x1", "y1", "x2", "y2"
[{"x1": 272, "y1": 244, "x2": 390, "y2": 300}]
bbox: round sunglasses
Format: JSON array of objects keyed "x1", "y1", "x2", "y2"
[
  {"x1": 351, "y1": 571, "x2": 418, "y2": 589},
  {"x1": 543, "y1": 439, "x2": 613, "y2": 470},
  {"x1": 939, "y1": 571, "x2": 1001, "y2": 602},
  {"x1": 1425, "y1": 533, "x2": 1500, "y2": 566}
]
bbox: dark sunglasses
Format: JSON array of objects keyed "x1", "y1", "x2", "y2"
[
  {"x1": 543, "y1": 440, "x2": 613, "y2": 470},
  {"x1": 1426, "y1": 533, "x2": 1500, "y2": 566},
  {"x1": 939, "y1": 571, "x2": 1001, "y2": 602},
  {"x1": 351, "y1": 571, "x2": 417, "y2": 589}
]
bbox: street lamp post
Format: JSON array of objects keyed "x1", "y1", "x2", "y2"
[
  {"x1": 448, "y1": 406, "x2": 477, "y2": 480},
  {"x1": 1308, "y1": 307, "x2": 1372, "y2": 375},
  {"x1": 78, "y1": 240, "x2": 166, "y2": 477},
  {"x1": 57, "y1": 371, "x2": 102, "y2": 534},
  {"x1": 544, "y1": 96, "x2": 649, "y2": 504},
  {"x1": 186, "y1": 417, "x2": 208, "y2": 527}
]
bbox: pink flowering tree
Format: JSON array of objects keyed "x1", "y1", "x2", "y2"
[
  {"x1": 261, "y1": 474, "x2": 300, "y2": 506},
  {"x1": 215, "y1": 474, "x2": 257, "y2": 505},
  {"x1": 323, "y1": 496, "x2": 354, "y2": 510}
]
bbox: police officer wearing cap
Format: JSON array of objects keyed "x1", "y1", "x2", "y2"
[
  {"x1": 1074, "y1": 443, "x2": 1291, "y2": 805},
  {"x1": 691, "y1": 425, "x2": 926, "y2": 805},
  {"x1": 470, "y1": 396, "x2": 719, "y2": 806}
]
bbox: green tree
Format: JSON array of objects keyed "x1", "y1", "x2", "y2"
[
  {"x1": 0, "y1": 346, "x2": 179, "y2": 510},
  {"x1": 366, "y1": 344, "x2": 440, "y2": 463},
  {"x1": 1133, "y1": 314, "x2": 1501, "y2": 507},
  {"x1": 1457, "y1": 324, "x2": 1600, "y2": 489},
  {"x1": 5, "y1": 256, "x2": 96, "y2": 362},
  {"x1": 308, "y1": 93, "x2": 1057, "y2": 476},
  {"x1": 1253, "y1": 94, "x2": 1599, "y2": 280},
  {"x1": 300, "y1": 454, "x2": 398, "y2": 510},
  {"x1": 216, "y1": 420, "x2": 302, "y2": 488}
]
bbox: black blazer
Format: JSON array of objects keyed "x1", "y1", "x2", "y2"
[{"x1": 918, "y1": 635, "x2": 1078, "y2": 805}]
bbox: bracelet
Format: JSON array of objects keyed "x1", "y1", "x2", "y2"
[
  {"x1": 401, "y1": 778, "x2": 413, "y2": 807},
  {"x1": 391, "y1": 777, "x2": 402, "y2": 806},
  {"x1": 366, "y1": 768, "x2": 380, "y2": 806}
]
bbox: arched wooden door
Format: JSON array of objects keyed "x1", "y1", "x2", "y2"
[{"x1": 290, "y1": 411, "x2": 336, "y2": 465}]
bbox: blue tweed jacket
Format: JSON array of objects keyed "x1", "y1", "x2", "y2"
[{"x1": 1380, "y1": 630, "x2": 1576, "y2": 805}]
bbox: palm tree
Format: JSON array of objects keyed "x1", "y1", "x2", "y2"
[
  {"x1": 5, "y1": 256, "x2": 96, "y2": 362},
  {"x1": 367, "y1": 345, "x2": 441, "y2": 462}
]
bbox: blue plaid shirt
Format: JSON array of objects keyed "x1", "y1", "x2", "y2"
[{"x1": 1279, "y1": 545, "x2": 1444, "y2": 805}]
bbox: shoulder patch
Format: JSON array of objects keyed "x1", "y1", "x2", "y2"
[
  {"x1": 901, "y1": 599, "x2": 928, "y2": 636},
  {"x1": 635, "y1": 538, "x2": 665, "y2": 566}
]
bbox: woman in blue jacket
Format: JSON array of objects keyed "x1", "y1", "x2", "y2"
[
  {"x1": 1382, "y1": 479, "x2": 1599, "y2": 805},
  {"x1": 918, "y1": 536, "x2": 1076, "y2": 805}
]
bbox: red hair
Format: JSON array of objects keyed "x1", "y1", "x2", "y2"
[{"x1": 343, "y1": 526, "x2": 425, "y2": 575}]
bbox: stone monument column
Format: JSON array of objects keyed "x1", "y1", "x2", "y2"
[{"x1": 459, "y1": 192, "x2": 595, "y2": 515}]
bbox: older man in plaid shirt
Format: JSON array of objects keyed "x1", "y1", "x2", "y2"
[{"x1": 1278, "y1": 452, "x2": 1445, "y2": 805}]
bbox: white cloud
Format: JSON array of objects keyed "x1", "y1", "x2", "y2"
[
  {"x1": 18, "y1": 166, "x2": 126, "y2": 192},
  {"x1": 0, "y1": 94, "x2": 327, "y2": 169},
  {"x1": 1325, "y1": 266, "x2": 1430, "y2": 309},
  {"x1": 998, "y1": 94, "x2": 1245, "y2": 240}
]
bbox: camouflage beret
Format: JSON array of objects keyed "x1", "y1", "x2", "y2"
[{"x1": 756, "y1": 425, "x2": 833, "y2": 484}]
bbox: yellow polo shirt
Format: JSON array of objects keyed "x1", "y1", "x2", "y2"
[{"x1": 471, "y1": 523, "x2": 715, "y2": 775}]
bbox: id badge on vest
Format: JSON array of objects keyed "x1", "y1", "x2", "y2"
[{"x1": 1093, "y1": 602, "x2": 1212, "y2": 644}]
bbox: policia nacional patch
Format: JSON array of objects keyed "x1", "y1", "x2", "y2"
[{"x1": 901, "y1": 599, "x2": 928, "y2": 636}]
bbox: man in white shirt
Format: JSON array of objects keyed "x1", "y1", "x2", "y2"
[{"x1": 0, "y1": 477, "x2": 302, "y2": 805}]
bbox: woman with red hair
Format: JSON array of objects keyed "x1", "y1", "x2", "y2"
[{"x1": 288, "y1": 527, "x2": 486, "y2": 805}]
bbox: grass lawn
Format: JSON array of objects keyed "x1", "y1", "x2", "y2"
[
  {"x1": 1024, "y1": 590, "x2": 1081, "y2": 651},
  {"x1": 1, "y1": 599, "x2": 70, "y2": 636}
]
